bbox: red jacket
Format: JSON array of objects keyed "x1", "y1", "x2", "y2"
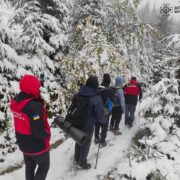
[
  {"x1": 123, "y1": 80, "x2": 141, "y2": 105},
  {"x1": 10, "y1": 75, "x2": 51, "y2": 155}
]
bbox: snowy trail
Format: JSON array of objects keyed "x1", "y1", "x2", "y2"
[{"x1": 0, "y1": 117, "x2": 140, "y2": 180}]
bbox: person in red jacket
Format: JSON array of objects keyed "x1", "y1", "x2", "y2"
[
  {"x1": 123, "y1": 76, "x2": 142, "y2": 128},
  {"x1": 10, "y1": 75, "x2": 51, "y2": 180}
]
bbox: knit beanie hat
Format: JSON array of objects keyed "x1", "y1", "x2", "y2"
[
  {"x1": 85, "y1": 76, "x2": 99, "y2": 90},
  {"x1": 131, "y1": 76, "x2": 136, "y2": 80}
]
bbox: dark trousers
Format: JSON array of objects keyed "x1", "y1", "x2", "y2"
[
  {"x1": 110, "y1": 106, "x2": 122, "y2": 129},
  {"x1": 24, "y1": 151, "x2": 50, "y2": 180},
  {"x1": 125, "y1": 104, "x2": 136, "y2": 126},
  {"x1": 95, "y1": 115, "x2": 109, "y2": 142},
  {"x1": 74, "y1": 128, "x2": 93, "y2": 164}
]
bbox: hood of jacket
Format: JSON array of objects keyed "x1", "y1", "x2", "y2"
[
  {"x1": 78, "y1": 85, "x2": 99, "y2": 97},
  {"x1": 130, "y1": 79, "x2": 137, "y2": 85},
  {"x1": 10, "y1": 92, "x2": 33, "y2": 112},
  {"x1": 20, "y1": 75, "x2": 41, "y2": 99},
  {"x1": 115, "y1": 76, "x2": 123, "y2": 87}
]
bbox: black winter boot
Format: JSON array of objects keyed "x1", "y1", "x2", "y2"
[
  {"x1": 78, "y1": 162, "x2": 91, "y2": 169},
  {"x1": 100, "y1": 140, "x2": 107, "y2": 147},
  {"x1": 94, "y1": 139, "x2": 100, "y2": 144}
]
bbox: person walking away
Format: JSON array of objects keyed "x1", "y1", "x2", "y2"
[
  {"x1": 10, "y1": 75, "x2": 51, "y2": 180},
  {"x1": 123, "y1": 76, "x2": 142, "y2": 128},
  {"x1": 94, "y1": 74, "x2": 114, "y2": 147},
  {"x1": 74, "y1": 75, "x2": 106, "y2": 169},
  {"x1": 101, "y1": 73, "x2": 111, "y2": 88},
  {"x1": 110, "y1": 76, "x2": 125, "y2": 135}
]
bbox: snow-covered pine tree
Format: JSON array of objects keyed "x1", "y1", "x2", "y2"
[
  {"x1": 0, "y1": 0, "x2": 17, "y2": 130},
  {"x1": 151, "y1": 46, "x2": 179, "y2": 84},
  {"x1": 156, "y1": 16, "x2": 172, "y2": 36},
  {"x1": 10, "y1": 0, "x2": 69, "y2": 116},
  {"x1": 11, "y1": 0, "x2": 67, "y2": 56},
  {"x1": 39, "y1": 0, "x2": 67, "y2": 21},
  {"x1": 68, "y1": 0, "x2": 115, "y2": 50},
  {"x1": 108, "y1": 0, "x2": 160, "y2": 84},
  {"x1": 58, "y1": 0, "x2": 128, "y2": 103},
  {"x1": 0, "y1": 0, "x2": 21, "y2": 160},
  {"x1": 70, "y1": 0, "x2": 106, "y2": 32},
  {"x1": 0, "y1": 0, "x2": 70, "y2": 163}
]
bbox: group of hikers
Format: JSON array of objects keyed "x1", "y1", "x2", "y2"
[{"x1": 10, "y1": 73, "x2": 142, "y2": 180}]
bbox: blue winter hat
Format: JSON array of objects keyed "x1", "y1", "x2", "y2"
[{"x1": 115, "y1": 76, "x2": 123, "y2": 86}]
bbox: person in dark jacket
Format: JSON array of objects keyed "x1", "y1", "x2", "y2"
[
  {"x1": 101, "y1": 73, "x2": 111, "y2": 87},
  {"x1": 10, "y1": 75, "x2": 51, "y2": 180},
  {"x1": 94, "y1": 74, "x2": 115, "y2": 147},
  {"x1": 123, "y1": 76, "x2": 142, "y2": 127},
  {"x1": 74, "y1": 75, "x2": 106, "y2": 169}
]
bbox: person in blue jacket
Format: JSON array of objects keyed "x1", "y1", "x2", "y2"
[
  {"x1": 74, "y1": 75, "x2": 106, "y2": 169},
  {"x1": 110, "y1": 76, "x2": 125, "y2": 135}
]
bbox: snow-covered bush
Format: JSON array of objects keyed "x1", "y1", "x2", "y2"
[{"x1": 128, "y1": 78, "x2": 180, "y2": 179}]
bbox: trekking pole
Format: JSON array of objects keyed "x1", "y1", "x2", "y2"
[
  {"x1": 138, "y1": 99, "x2": 141, "y2": 127},
  {"x1": 65, "y1": 140, "x2": 74, "y2": 154},
  {"x1": 94, "y1": 141, "x2": 101, "y2": 169}
]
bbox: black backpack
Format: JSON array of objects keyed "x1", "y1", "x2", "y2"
[
  {"x1": 109, "y1": 86, "x2": 121, "y2": 107},
  {"x1": 64, "y1": 94, "x2": 88, "y2": 130},
  {"x1": 98, "y1": 87, "x2": 120, "y2": 114}
]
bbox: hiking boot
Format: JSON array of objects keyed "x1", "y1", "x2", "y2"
[
  {"x1": 73, "y1": 160, "x2": 78, "y2": 165},
  {"x1": 109, "y1": 126, "x2": 114, "y2": 131},
  {"x1": 94, "y1": 139, "x2": 100, "y2": 144},
  {"x1": 78, "y1": 162, "x2": 91, "y2": 170},
  {"x1": 100, "y1": 141, "x2": 107, "y2": 147},
  {"x1": 113, "y1": 129, "x2": 122, "y2": 135}
]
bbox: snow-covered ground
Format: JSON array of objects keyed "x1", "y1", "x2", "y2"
[
  {"x1": 0, "y1": 115, "x2": 139, "y2": 180},
  {"x1": 1, "y1": 96, "x2": 180, "y2": 180}
]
